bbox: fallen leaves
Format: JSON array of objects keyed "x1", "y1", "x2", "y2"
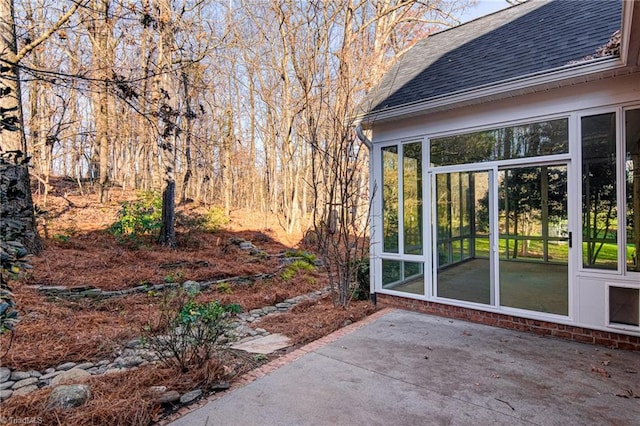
[
  {"x1": 615, "y1": 389, "x2": 640, "y2": 399},
  {"x1": 590, "y1": 365, "x2": 611, "y2": 378}
]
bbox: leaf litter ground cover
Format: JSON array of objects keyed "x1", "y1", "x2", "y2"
[{"x1": 0, "y1": 179, "x2": 376, "y2": 424}]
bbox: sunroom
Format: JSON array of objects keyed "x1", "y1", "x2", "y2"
[{"x1": 359, "y1": 0, "x2": 640, "y2": 341}]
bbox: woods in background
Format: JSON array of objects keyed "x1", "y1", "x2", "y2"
[{"x1": 2, "y1": 0, "x2": 472, "y2": 234}]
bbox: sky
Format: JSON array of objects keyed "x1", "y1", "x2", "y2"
[{"x1": 460, "y1": 0, "x2": 512, "y2": 23}]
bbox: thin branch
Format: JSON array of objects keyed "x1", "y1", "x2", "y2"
[{"x1": 15, "y1": 0, "x2": 88, "y2": 62}]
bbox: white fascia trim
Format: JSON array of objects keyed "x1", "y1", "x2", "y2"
[
  {"x1": 620, "y1": 0, "x2": 635, "y2": 65},
  {"x1": 358, "y1": 58, "x2": 627, "y2": 125}
]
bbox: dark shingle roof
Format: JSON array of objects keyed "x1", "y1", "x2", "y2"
[{"x1": 366, "y1": 0, "x2": 622, "y2": 114}]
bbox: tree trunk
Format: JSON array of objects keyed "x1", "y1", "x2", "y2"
[
  {"x1": 154, "y1": 0, "x2": 177, "y2": 248},
  {"x1": 0, "y1": 0, "x2": 42, "y2": 254}
]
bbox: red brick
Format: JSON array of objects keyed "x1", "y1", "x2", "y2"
[
  {"x1": 616, "y1": 342, "x2": 639, "y2": 350},
  {"x1": 573, "y1": 334, "x2": 595, "y2": 344},
  {"x1": 552, "y1": 330, "x2": 572, "y2": 339},
  {"x1": 594, "y1": 337, "x2": 615, "y2": 347}
]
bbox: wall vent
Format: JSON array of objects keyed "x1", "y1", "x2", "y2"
[{"x1": 609, "y1": 286, "x2": 639, "y2": 327}]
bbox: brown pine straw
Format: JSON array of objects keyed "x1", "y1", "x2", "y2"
[
  {"x1": 0, "y1": 186, "x2": 376, "y2": 424},
  {"x1": 0, "y1": 359, "x2": 233, "y2": 426}
]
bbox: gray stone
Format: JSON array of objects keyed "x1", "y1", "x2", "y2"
[
  {"x1": 254, "y1": 328, "x2": 267, "y2": 334},
  {"x1": 27, "y1": 370, "x2": 42, "y2": 378},
  {"x1": 239, "y1": 241, "x2": 254, "y2": 250},
  {"x1": 154, "y1": 390, "x2": 180, "y2": 404},
  {"x1": 0, "y1": 381, "x2": 15, "y2": 390},
  {"x1": 10, "y1": 371, "x2": 31, "y2": 381},
  {"x1": 97, "y1": 360, "x2": 111, "y2": 366},
  {"x1": 0, "y1": 389, "x2": 13, "y2": 400},
  {"x1": 81, "y1": 288, "x2": 103, "y2": 297},
  {"x1": 149, "y1": 386, "x2": 167, "y2": 394},
  {"x1": 182, "y1": 280, "x2": 201, "y2": 293},
  {"x1": 12, "y1": 385, "x2": 38, "y2": 397},
  {"x1": 275, "y1": 302, "x2": 291, "y2": 309},
  {"x1": 57, "y1": 362, "x2": 77, "y2": 371},
  {"x1": 51, "y1": 368, "x2": 91, "y2": 386},
  {"x1": 47, "y1": 384, "x2": 91, "y2": 409},
  {"x1": 39, "y1": 286, "x2": 68, "y2": 293},
  {"x1": 115, "y1": 356, "x2": 143, "y2": 368},
  {"x1": 75, "y1": 362, "x2": 95, "y2": 370},
  {"x1": 180, "y1": 389, "x2": 202, "y2": 404},
  {"x1": 39, "y1": 370, "x2": 63, "y2": 380},
  {"x1": 231, "y1": 334, "x2": 292, "y2": 355},
  {"x1": 12, "y1": 377, "x2": 38, "y2": 389},
  {"x1": 263, "y1": 306, "x2": 277, "y2": 313},
  {"x1": 210, "y1": 381, "x2": 230, "y2": 392},
  {"x1": 45, "y1": 368, "x2": 55, "y2": 375},
  {"x1": 250, "y1": 309, "x2": 264, "y2": 315},
  {"x1": 125, "y1": 338, "x2": 142, "y2": 349}
]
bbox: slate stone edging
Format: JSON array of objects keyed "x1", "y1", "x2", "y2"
[
  {"x1": 0, "y1": 285, "x2": 332, "y2": 404},
  {"x1": 29, "y1": 273, "x2": 276, "y2": 301}
]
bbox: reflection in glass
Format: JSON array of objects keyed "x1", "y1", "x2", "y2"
[
  {"x1": 582, "y1": 113, "x2": 617, "y2": 270},
  {"x1": 431, "y1": 119, "x2": 568, "y2": 166},
  {"x1": 436, "y1": 171, "x2": 492, "y2": 305},
  {"x1": 382, "y1": 146, "x2": 399, "y2": 253},
  {"x1": 625, "y1": 109, "x2": 640, "y2": 272},
  {"x1": 403, "y1": 143, "x2": 422, "y2": 254},
  {"x1": 382, "y1": 260, "x2": 424, "y2": 295},
  {"x1": 499, "y1": 165, "x2": 568, "y2": 315}
]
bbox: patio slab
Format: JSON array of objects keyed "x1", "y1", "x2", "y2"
[{"x1": 170, "y1": 309, "x2": 640, "y2": 425}]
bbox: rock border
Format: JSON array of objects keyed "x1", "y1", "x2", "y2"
[{"x1": 0, "y1": 285, "x2": 331, "y2": 402}]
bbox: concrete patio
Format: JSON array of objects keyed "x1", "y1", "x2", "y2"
[{"x1": 169, "y1": 309, "x2": 640, "y2": 426}]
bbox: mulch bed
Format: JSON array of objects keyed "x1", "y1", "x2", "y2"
[{"x1": 0, "y1": 181, "x2": 376, "y2": 425}]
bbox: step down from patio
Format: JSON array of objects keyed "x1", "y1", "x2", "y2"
[{"x1": 230, "y1": 334, "x2": 292, "y2": 354}]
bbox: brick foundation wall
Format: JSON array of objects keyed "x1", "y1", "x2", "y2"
[{"x1": 376, "y1": 293, "x2": 640, "y2": 351}]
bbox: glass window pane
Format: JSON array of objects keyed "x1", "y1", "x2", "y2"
[
  {"x1": 403, "y1": 143, "x2": 422, "y2": 255},
  {"x1": 382, "y1": 146, "x2": 399, "y2": 253},
  {"x1": 582, "y1": 113, "x2": 618, "y2": 270},
  {"x1": 625, "y1": 109, "x2": 640, "y2": 272},
  {"x1": 431, "y1": 119, "x2": 568, "y2": 166},
  {"x1": 382, "y1": 260, "x2": 424, "y2": 295}
]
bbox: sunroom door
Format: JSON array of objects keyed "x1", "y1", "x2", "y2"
[
  {"x1": 433, "y1": 163, "x2": 571, "y2": 315},
  {"x1": 498, "y1": 163, "x2": 570, "y2": 316},
  {"x1": 433, "y1": 169, "x2": 495, "y2": 305}
]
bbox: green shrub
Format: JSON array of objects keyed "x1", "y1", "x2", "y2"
[
  {"x1": 351, "y1": 257, "x2": 370, "y2": 301},
  {"x1": 284, "y1": 250, "x2": 317, "y2": 265},
  {"x1": 281, "y1": 259, "x2": 315, "y2": 281},
  {"x1": 109, "y1": 191, "x2": 162, "y2": 244},
  {"x1": 215, "y1": 282, "x2": 233, "y2": 294},
  {"x1": 142, "y1": 289, "x2": 241, "y2": 372},
  {"x1": 203, "y1": 206, "x2": 229, "y2": 233}
]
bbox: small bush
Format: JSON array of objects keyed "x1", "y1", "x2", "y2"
[
  {"x1": 284, "y1": 250, "x2": 317, "y2": 265},
  {"x1": 142, "y1": 289, "x2": 241, "y2": 372},
  {"x1": 281, "y1": 259, "x2": 315, "y2": 281},
  {"x1": 215, "y1": 282, "x2": 233, "y2": 294},
  {"x1": 203, "y1": 206, "x2": 229, "y2": 232},
  {"x1": 351, "y1": 257, "x2": 370, "y2": 301},
  {"x1": 108, "y1": 191, "x2": 162, "y2": 244}
]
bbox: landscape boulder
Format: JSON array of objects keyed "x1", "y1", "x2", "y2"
[
  {"x1": 51, "y1": 368, "x2": 91, "y2": 386},
  {"x1": 47, "y1": 385, "x2": 91, "y2": 409}
]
